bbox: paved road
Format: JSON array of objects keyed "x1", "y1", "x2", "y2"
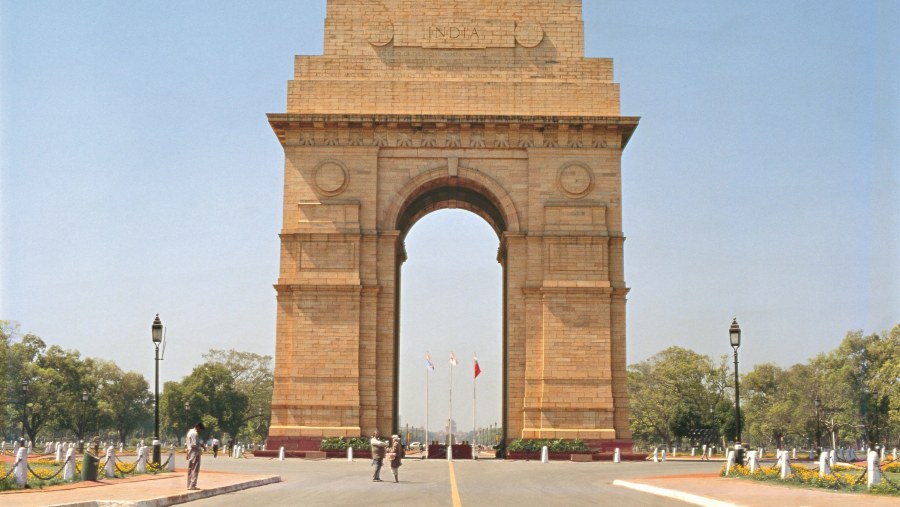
[{"x1": 189, "y1": 456, "x2": 722, "y2": 506}]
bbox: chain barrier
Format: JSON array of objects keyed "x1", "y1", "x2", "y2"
[
  {"x1": 0, "y1": 458, "x2": 21, "y2": 481},
  {"x1": 853, "y1": 469, "x2": 867, "y2": 486},
  {"x1": 26, "y1": 460, "x2": 66, "y2": 481},
  {"x1": 880, "y1": 470, "x2": 899, "y2": 488},
  {"x1": 146, "y1": 454, "x2": 170, "y2": 472},
  {"x1": 114, "y1": 456, "x2": 139, "y2": 475}
]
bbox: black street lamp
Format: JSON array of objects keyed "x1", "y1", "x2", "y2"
[
  {"x1": 20, "y1": 380, "x2": 28, "y2": 442},
  {"x1": 80, "y1": 391, "x2": 88, "y2": 453},
  {"x1": 184, "y1": 401, "x2": 190, "y2": 442},
  {"x1": 152, "y1": 314, "x2": 164, "y2": 465},
  {"x1": 814, "y1": 395, "x2": 822, "y2": 452},
  {"x1": 729, "y1": 318, "x2": 743, "y2": 465}
]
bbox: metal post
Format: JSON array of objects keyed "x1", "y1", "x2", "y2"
[
  {"x1": 153, "y1": 343, "x2": 161, "y2": 464},
  {"x1": 814, "y1": 396, "x2": 821, "y2": 452},
  {"x1": 20, "y1": 381, "x2": 27, "y2": 442},
  {"x1": 729, "y1": 318, "x2": 743, "y2": 466},
  {"x1": 733, "y1": 347, "x2": 741, "y2": 443},
  {"x1": 151, "y1": 314, "x2": 163, "y2": 466}
]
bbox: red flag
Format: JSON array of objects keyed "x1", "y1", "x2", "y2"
[{"x1": 474, "y1": 355, "x2": 481, "y2": 378}]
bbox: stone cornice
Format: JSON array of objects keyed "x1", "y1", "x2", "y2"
[{"x1": 267, "y1": 113, "x2": 639, "y2": 149}]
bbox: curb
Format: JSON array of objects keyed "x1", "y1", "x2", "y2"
[
  {"x1": 46, "y1": 475, "x2": 282, "y2": 507},
  {"x1": 612, "y1": 479, "x2": 738, "y2": 507}
]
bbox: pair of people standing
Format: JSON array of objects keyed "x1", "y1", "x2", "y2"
[{"x1": 370, "y1": 430, "x2": 403, "y2": 483}]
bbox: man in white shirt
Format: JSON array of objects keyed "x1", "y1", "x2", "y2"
[{"x1": 186, "y1": 422, "x2": 205, "y2": 489}]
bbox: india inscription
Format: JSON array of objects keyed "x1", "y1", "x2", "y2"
[{"x1": 268, "y1": 0, "x2": 639, "y2": 453}]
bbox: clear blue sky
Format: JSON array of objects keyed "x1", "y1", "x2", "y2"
[{"x1": 2, "y1": 1, "x2": 897, "y2": 432}]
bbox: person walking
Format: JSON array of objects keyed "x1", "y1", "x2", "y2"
[
  {"x1": 186, "y1": 422, "x2": 205, "y2": 490},
  {"x1": 370, "y1": 430, "x2": 388, "y2": 482},
  {"x1": 389, "y1": 435, "x2": 404, "y2": 483},
  {"x1": 211, "y1": 437, "x2": 220, "y2": 458}
]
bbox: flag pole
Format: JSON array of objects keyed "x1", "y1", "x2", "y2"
[
  {"x1": 425, "y1": 362, "x2": 429, "y2": 456},
  {"x1": 473, "y1": 353, "x2": 477, "y2": 459},
  {"x1": 449, "y1": 355, "x2": 453, "y2": 447}
]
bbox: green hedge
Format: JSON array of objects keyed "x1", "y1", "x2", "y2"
[
  {"x1": 507, "y1": 439, "x2": 590, "y2": 453},
  {"x1": 320, "y1": 437, "x2": 370, "y2": 451}
]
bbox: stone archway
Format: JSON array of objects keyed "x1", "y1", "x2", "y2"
[{"x1": 266, "y1": 0, "x2": 638, "y2": 452}]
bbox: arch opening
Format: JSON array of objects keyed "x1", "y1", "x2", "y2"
[
  {"x1": 392, "y1": 176, "x2": 509, "y2": 451},
  {"x1": 396, "y1": 208, "x2": 504, "y2": 451}
]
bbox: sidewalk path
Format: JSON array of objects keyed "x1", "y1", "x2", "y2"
[
  {"x1": 0, "y1": 469, "x2": 280, "y2": 507},
  {"x1": 614, "y1": 473, "x2": 899, "y2": 507}
]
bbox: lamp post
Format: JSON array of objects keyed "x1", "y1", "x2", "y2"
[
  {"x1": 729, "y1": 318, "x2": 743, "y2": 465},
  {"x1": 814, "y1": 395, "x2": 821, "y2": 453},
  {"x1": 80, "y1": 391, "x2": 88, "y2": 453},
  {"x1": 20, "y1": 380, "x2": 28, "y2": 443},
  {"x1": 152, "y1": 314, "x2": 163, "y2": 465}
]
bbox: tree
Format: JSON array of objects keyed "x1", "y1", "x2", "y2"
[
  {"x1": 9, "y1": 334, "x2": 59, "y2": 443},
  {"x1": 628, "y1": 346, "x2": 729, "y2": 448},
  {"x1": 164, "y1": 363, "x2": 250, "y2": 443},
  {"x1": 37, "y1": 345, "x2": 96, "y2": 444},
  {"x1": 818, "y1": 328, "x2": 898, "y2": 446},
  {"x1": 101, "y1": 366, "x2": 152, "y2": 443},
  {"x1": 202, "y1": 349, "x2": 273, "y2": 440}
]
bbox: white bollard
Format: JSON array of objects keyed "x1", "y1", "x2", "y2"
[
  {"x1": 63, "y1": 448, "x2": 76, "y2": 480},
  {"x1": 708, "y1": 447, "x2": 713, "y2": 458},
  {"x1": 747, "y1": 450, "x2": 759, "y2": 473},
  {"x1": 447, "y1": 444, "x2": 453, "y2": 461},
  {"x1": 278, "y1": 446, "x2": 285, "y2": 461},
  {"x1": 613, "y1": 448, "x2": 621, "y2": 463},
  {"x1": 867, "y1": 450, "x2": 882, "y2": 488},
  {"x1": 347, "y1": 447, "x2": 353, "y2": 462},
  {"x1": 119, "y1": 442, "x2": 124, "y2": 453},
  {"x1": 652, "y1": 448, "x2": 658, "y2": 462},
  {"x1": 893, "y1": 448, "x2": 897, "y2": 461},
  {"x1": 818, "y1": 450, "x2": 831, "y2": 477},
  {"x1": 14, "y1": 447, "x2": 28, "y2": 487},
  {"x1": 791, "y1": 448, "x2": 796, "y2": 459},
  {"x1": 105, "y1": 446, "x2": 116, "y2": 478},
  {"x1": 828, "y1": 449, "x2": 835, "y2": 468},
  {"x1": 725, "y1": 450, "x2": 735, "y2": 475},
  {"x1": 540, "y1": 446, "x2": 549, "y2": 463},
  {"x1": 168, "y1": 446, "x2": 176, "y2": 472},
  {"x1": 27, "y1": 441, "x2": 32, "y2": 455},
  {"x1": 661, "y1": 449, "x2": 667, "y2": 462},
  {"x1": 56, "y1": 442, "x2": 64, "y2": 463},
  {"x1": 879, "y1": 447, "x2": 885, "y2": 463},
  {"x1": 779, "y1": 452, "x2": 792, "y2": 479},
  {"x1": 691, "y1": 447, "x2": 695, "y2": 456},
  {"x1": 1, "y1": 441, "x2": 6, "y2": 455},
  {"x1": 672, "y1": 447, "x2": 677, "y2": 458},
  {"x1": 137, "y1": 446, "x2": 147, "y2": 473}
]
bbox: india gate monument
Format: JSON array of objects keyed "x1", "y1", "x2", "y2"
[{"x1": 267, "y1": 0, "x2": 638, "y2": 452}]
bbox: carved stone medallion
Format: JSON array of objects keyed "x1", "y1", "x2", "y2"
[
  {"x1": 557, "y1": 162, "x2": 593, "y2": 198},
  {"x1": 313, "y1": 160, "x2": 349, "y2": 196},
  {"x1": 514, "y1": 21, "x2": 543, "y2": 48},
  {"x1": 367, "y1": 20, "x2": 394, "y2": 46}
]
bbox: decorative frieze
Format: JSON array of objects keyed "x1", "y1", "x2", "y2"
[{"x1": 270, "y1": 114, "x2": 637, "y2": 150}]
